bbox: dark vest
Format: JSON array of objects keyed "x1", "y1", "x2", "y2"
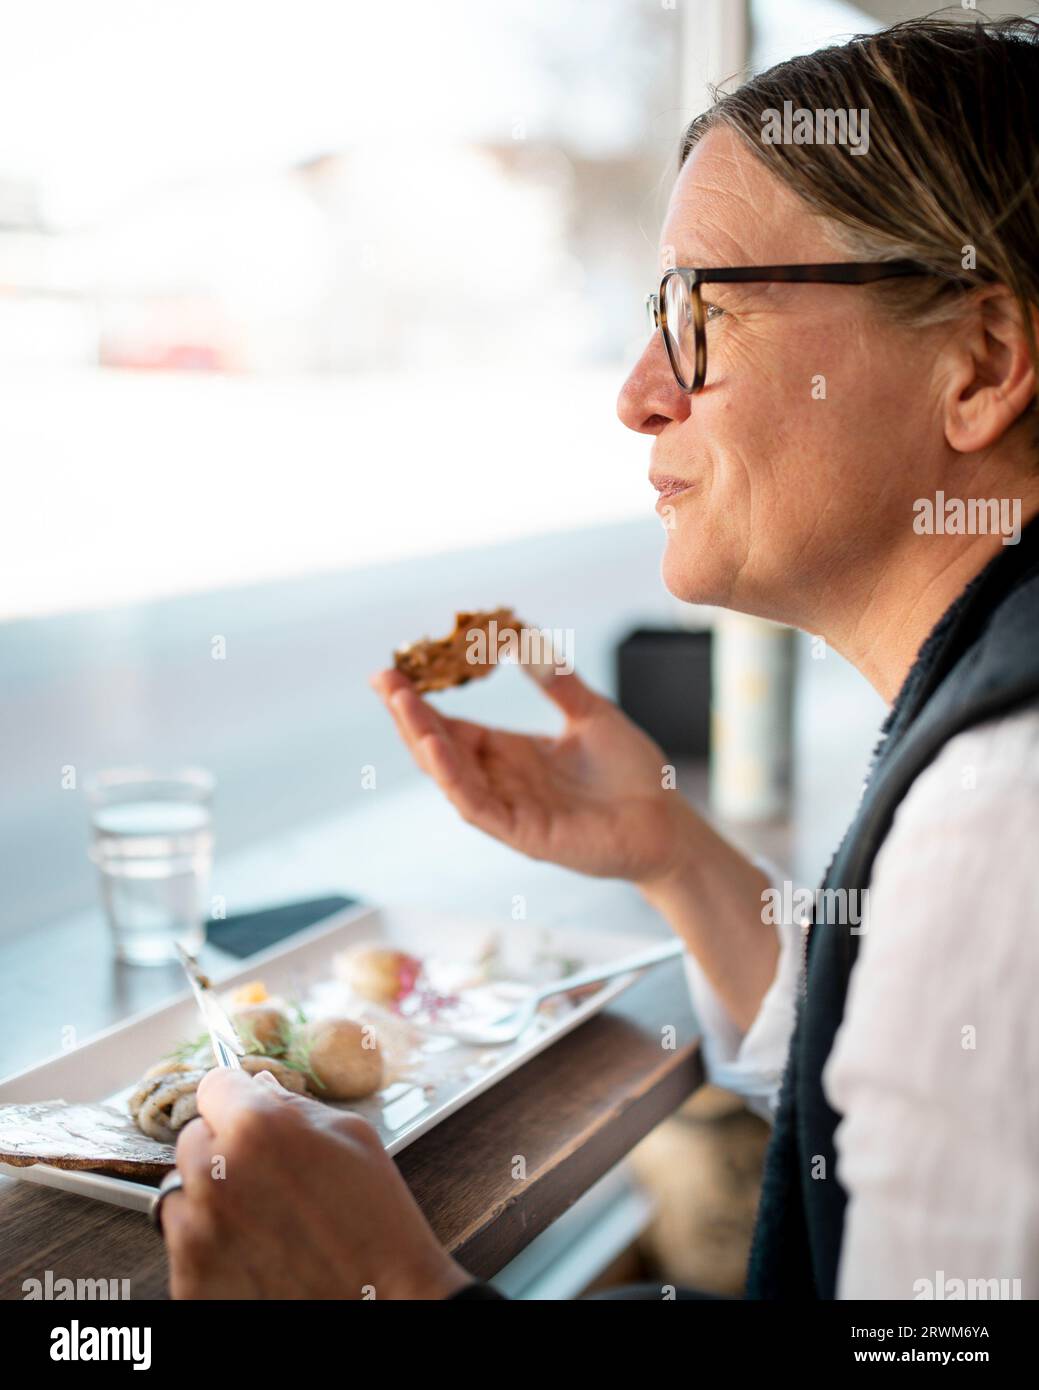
[{"x1": 746, "y1": 512, "x2": 1039, "y2": 1299}]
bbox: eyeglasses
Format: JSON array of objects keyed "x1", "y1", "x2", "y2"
[{"x1": 645, "y1": 260, "x2": 934, "y2": 393}]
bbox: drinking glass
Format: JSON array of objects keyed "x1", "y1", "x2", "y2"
[{"x1": 87, "y1": 767, "x2": 214, "y2": 966}]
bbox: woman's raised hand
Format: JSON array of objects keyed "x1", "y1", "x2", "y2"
[{"x1": 370, "y1": 665, "x2": 689, "y2": 888}]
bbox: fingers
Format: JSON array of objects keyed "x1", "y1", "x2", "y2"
[
  {"x1": 173, "y1": 1113, "x2": 216, "y2": 1194},
  {"x1": 521, "y1": 665, "x2": 601, "y2": 721},
  {"x1": 370, "y1": 671, "x2": 494, "y2": 814},
  {"x1": 379, "y1": 697, "x2": 510, "y2": 834},
  {"x1": 417, "y1": 727, "x2": 463, "y2": 789},
  {"x1": 172, "y1": 1074, "x2": 312, "y2": 1197},
  {"x1": 372, "y1": 661, "x2": 600, "y2": 727},
  {"x1": 375, "y1": 679, "x2": 489, "y2": 785},
  {"x1": 371, "y1": 671, "x2": 488, "y2": 757},
  {"x1": 193, "y1": 1065, "x2": 300, "y2": 1136},
  {"x1": 369, "y1": 668, "x2": 411, "y2": 701},
  {"x1": 157, "y1": 1117, "x2": 212, "y2": 1245},
  {"x1": 370, "y1": 668, "x2": 537, "y2": 840},
  {"x1": 418, "y1": 729, "x2": 513, "y2": 838},
  {"x1": 370, "y1": 672, "x2": 446, "y2": 775},
  {"x1": 389, "y1": 685, "x2": 444, "y2": 747},
  {"x1": 156, "y1": 1179, "x2": 189, "y2": 1251}
]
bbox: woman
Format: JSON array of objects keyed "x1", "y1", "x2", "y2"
[{"x1": 158, "y1": 16, "x2": 1039, "y2": 1299}]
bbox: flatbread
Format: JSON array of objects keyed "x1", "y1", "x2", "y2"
[
  {"x1": 0, "y1": 1101, "x2": 175, "y2": 1181},
  {"x1": 394, "y1": 608, "x2": 521, "y2": 693}
]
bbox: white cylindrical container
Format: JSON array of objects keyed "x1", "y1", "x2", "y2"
[{"x1": 709, "y1": 612, "x2": 794, "y2": 823}]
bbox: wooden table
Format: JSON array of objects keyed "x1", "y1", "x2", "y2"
[{"x1": 0, "y1": 960, "x2": 701, "y2": 1300}]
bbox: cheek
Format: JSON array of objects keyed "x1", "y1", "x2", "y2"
[
  {"x1": 721, "y1": 320, "x2": 872, "y2": 508},
  {"x1": 652, "y1": 319, "x2": 917, "y2": 604},
  {"x1": 791, "y1": 330, "x2": 926, "y2": 515}
]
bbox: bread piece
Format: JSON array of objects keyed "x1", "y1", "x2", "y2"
[
  {"x1": 394, "y1": 608, "x2": 521, "y2": 693},
  {"x1": 0, "y1": 1100, "x2": 175, "y2": 1179}
]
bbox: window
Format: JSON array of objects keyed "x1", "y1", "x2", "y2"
[{"x1": 0, "y1": 0, "x2": 684, "y2": 619}]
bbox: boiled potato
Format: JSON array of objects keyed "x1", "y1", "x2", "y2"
[
  {"x1": 231, "y1": 1003, "x2": 292, "y2": 1054},
  {"x1": 335, "y1": 944, "x2": 421, "y2": 1004},
  {"x1": 294, "y1": 1016, "x2": 383, "y2": 1100}
]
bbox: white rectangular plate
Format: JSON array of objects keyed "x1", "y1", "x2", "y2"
[{"x1": 0, "y1": 903, "x2": 652, "y2": 1213}]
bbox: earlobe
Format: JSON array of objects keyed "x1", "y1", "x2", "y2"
[{"x1": 944, "y1": 290, "x2": 1037, "y2": 455}]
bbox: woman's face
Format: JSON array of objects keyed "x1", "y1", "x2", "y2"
[{"x1": 617, "y1": 125, "x2": 941, "y2": 625}]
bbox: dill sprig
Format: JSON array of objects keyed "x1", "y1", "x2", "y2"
[
  {"x1": 283, "y1": 1026, "x2": 325, "y2": 1091},
  {"x1": 164, "y1": 1032, "x2": 211, "y2": 1064},
  {"x1": 164, "y1": 1007, "x2": 324, "y2": 1092}
]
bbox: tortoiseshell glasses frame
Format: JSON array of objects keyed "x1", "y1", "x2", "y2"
[{"x1": 645, "y1": 259, "x2": 935, "y2": 394}]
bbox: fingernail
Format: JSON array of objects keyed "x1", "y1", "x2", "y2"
[{"x1": 252, "y1": 1069, "x2": 285, "y2": 1091}]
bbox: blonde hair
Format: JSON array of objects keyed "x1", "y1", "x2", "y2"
[{"x1": 682, "y1": 15, "x2": 1039, "y2": 446}]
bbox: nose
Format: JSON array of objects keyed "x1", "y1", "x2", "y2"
[{"x1": 616, "y1": 332, "x2": 691, "y2": 436}]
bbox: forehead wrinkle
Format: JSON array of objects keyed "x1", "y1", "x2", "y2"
[
  {"x1": 663, "y1": 173, "x2": 760, "y2": 265},
  {"x1": 666, "y1": 210, "x2": 756, "y2": 267},
  {"x1": 661, "y1": 128, "x2": 828, "y2": 268}
]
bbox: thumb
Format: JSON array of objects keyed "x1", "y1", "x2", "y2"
[
  {"x1": 522, "y1": 662, "x2": 601, "y2": 720},
  {"x1": 251, "y1": 1069, "x2": 289, "y2": 1095}
]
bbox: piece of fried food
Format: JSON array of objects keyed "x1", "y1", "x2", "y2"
[{"x1": 393, "y1": 607, "x2": 521, "y2": 693}]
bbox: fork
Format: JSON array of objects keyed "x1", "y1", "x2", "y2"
[{"x1": 415, "y1": 937, "x2": 686, "y2": 1046}]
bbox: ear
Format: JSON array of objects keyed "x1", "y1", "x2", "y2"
[{"x1": 943, "y1": 288, "x2": 1037, "y2": 455}]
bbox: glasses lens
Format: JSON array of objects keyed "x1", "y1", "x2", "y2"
[{"x1": 662, "y1": 273, "x2": 696, "y2": 389}]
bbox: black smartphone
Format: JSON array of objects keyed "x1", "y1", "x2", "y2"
[{"x1": 205, "y1": 894, "x2": 358, "y2": 959}]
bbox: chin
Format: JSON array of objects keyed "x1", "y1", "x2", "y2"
[{"x1": 659, "y1": 536, "x2": 727, "y2": 607}]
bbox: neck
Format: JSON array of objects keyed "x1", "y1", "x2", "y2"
[{"x1": 824, "y1": 495, "x2": 1039, "y2": 704}]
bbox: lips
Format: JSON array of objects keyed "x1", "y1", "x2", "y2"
[{"x1": 649, "y1": 474, "x2": 694, "y2": 500}]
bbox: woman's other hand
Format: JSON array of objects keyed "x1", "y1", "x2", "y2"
[{"x1": 370, "y1": 665, "x2": 692, "y2": 889}]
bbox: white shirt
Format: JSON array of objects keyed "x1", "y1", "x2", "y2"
[{"x1": 683, "y1": 704, "x2": 1039, "y2": 1300}]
